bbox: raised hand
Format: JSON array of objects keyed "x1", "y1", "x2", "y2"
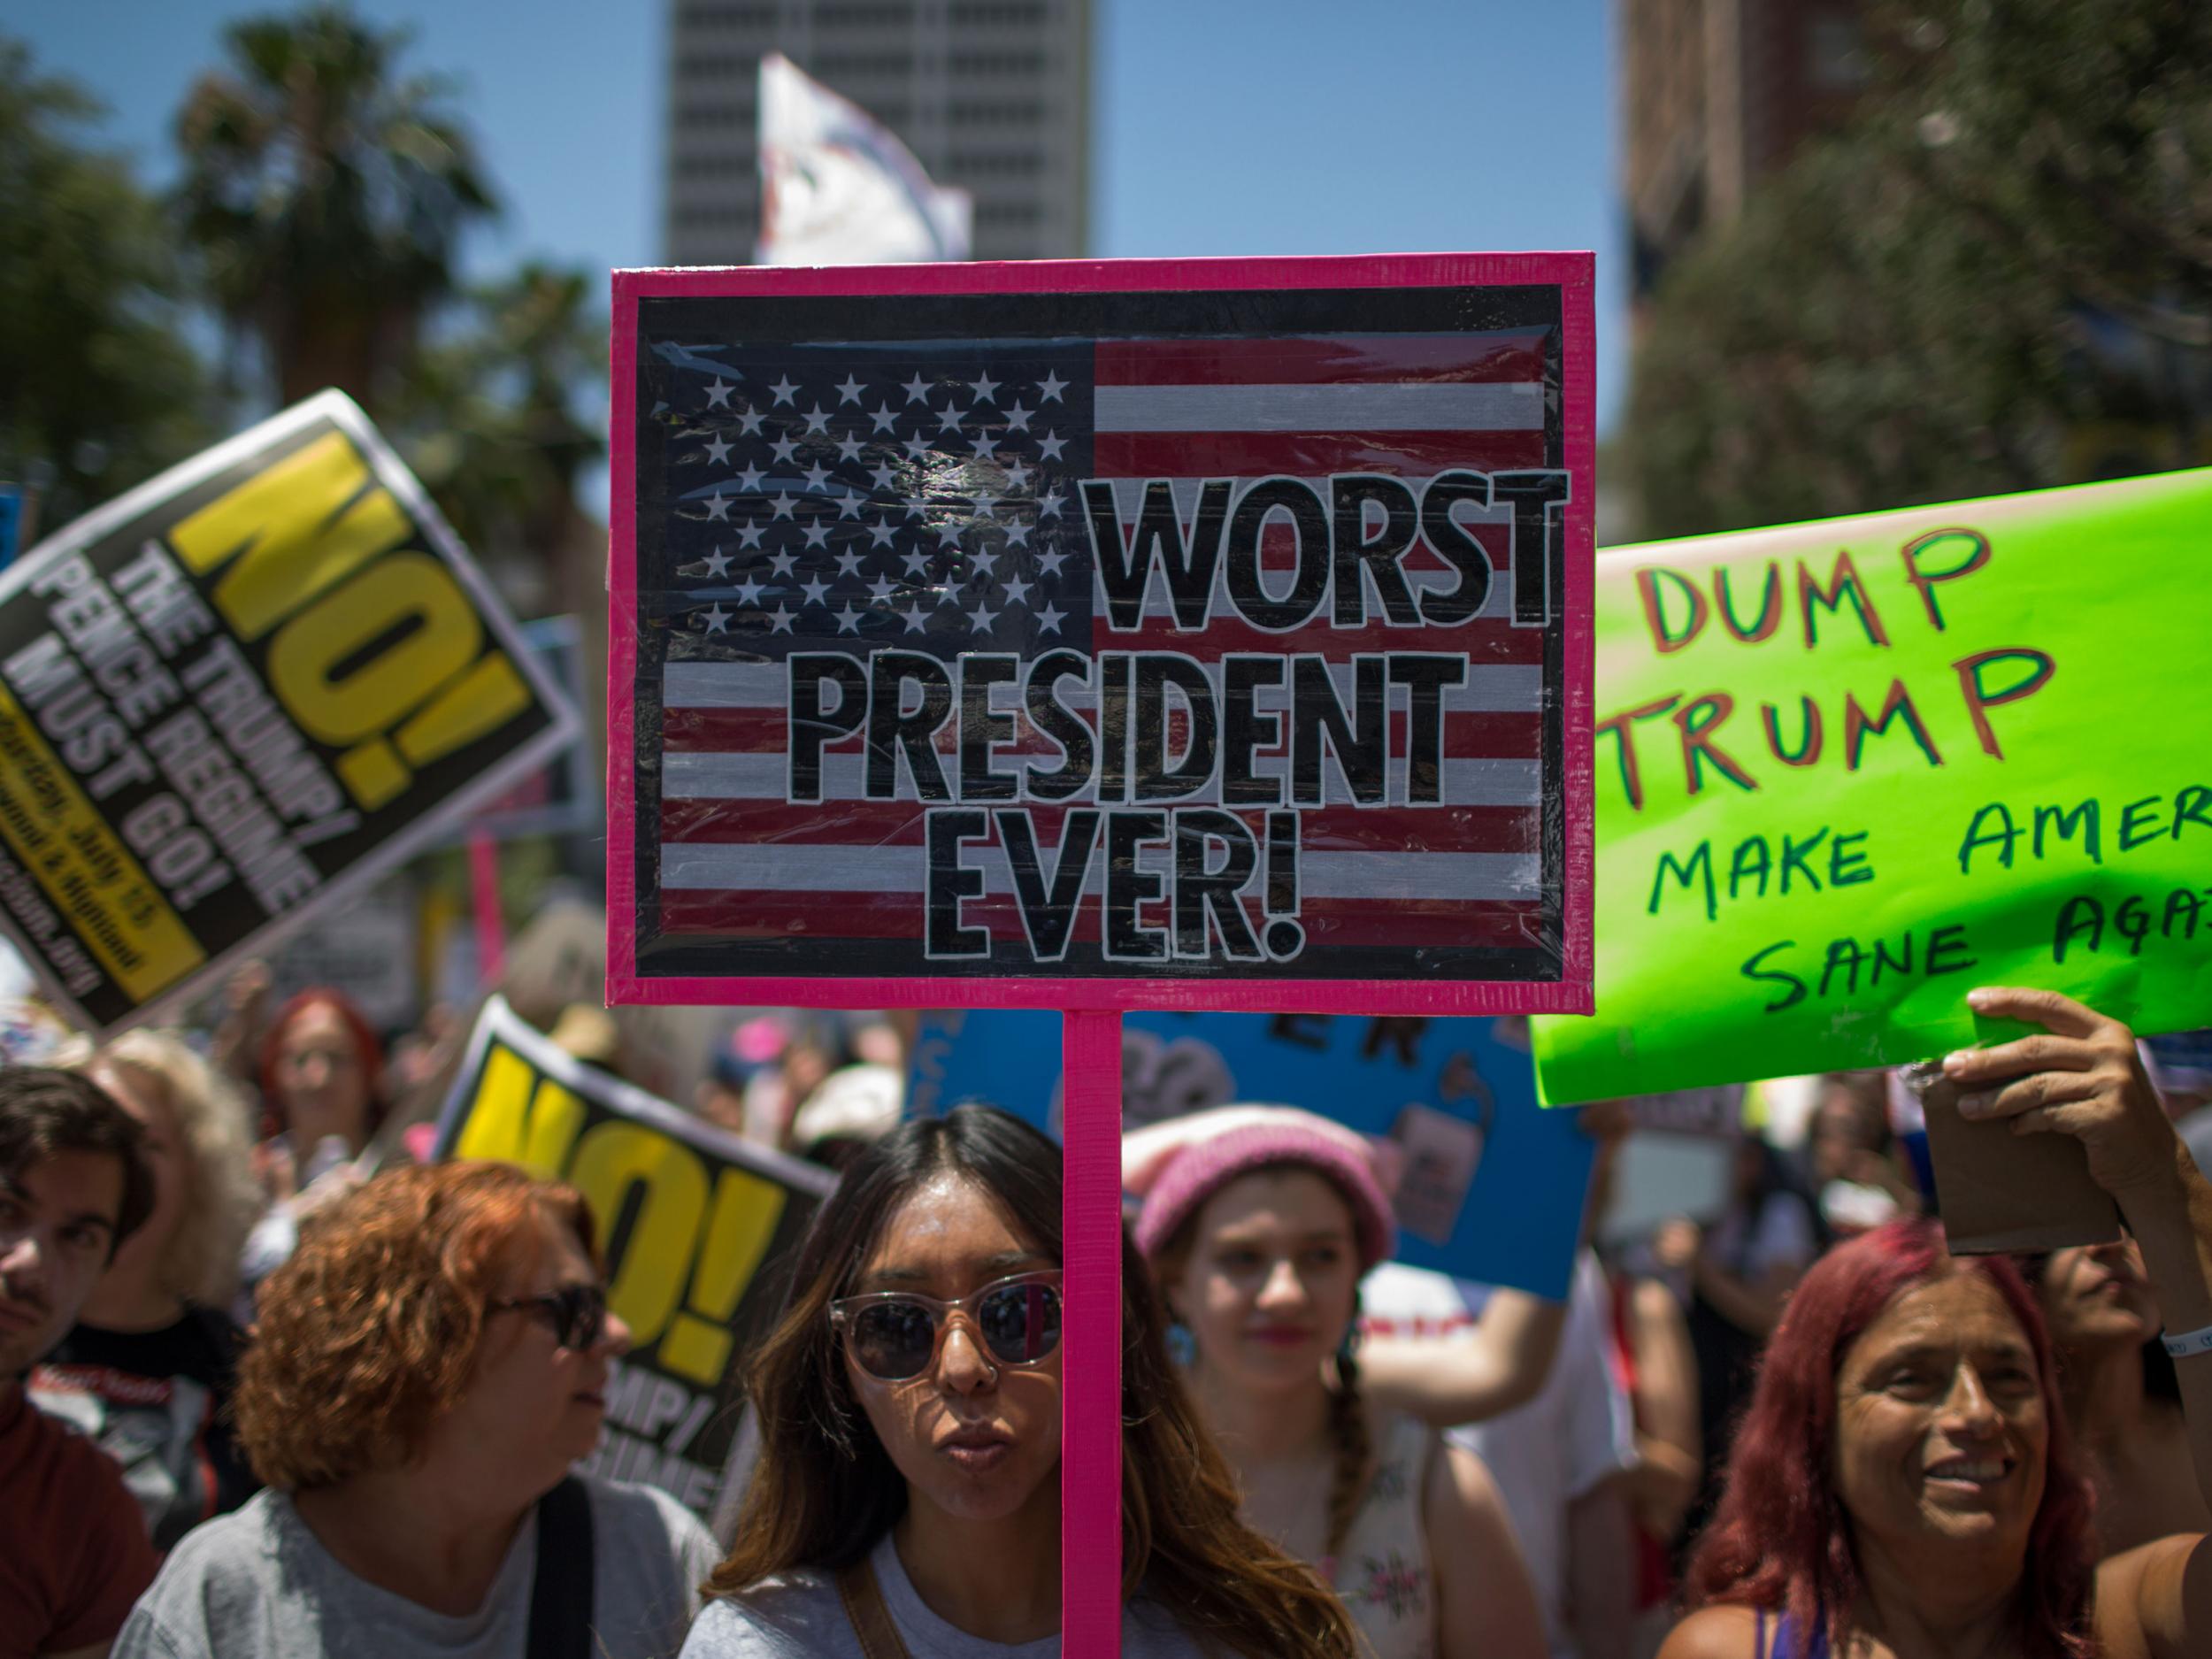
[{"x1": 1944, "y1": 986, "x2": 2178, "y2": 1200}]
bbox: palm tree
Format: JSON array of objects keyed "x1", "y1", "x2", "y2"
[
  {"x1": 396, "y1": 262, "x2": 611, "y2": 778},
  {"x1": 173, "y1": 4, "x2": 496, "y2": 415},
  {"x1": 400, "y1": 263, "x2": 605, "y2": 560},
  {"x1": 0, "y1": 37, "x2": 210, "y2": 526}
]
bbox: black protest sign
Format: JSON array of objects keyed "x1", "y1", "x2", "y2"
[
  {"x1": 439, "y1": 616, "x2": 599, "y2": 845},
  {"x1": 431, "y1": 996, "x2": 833, "y2": 1516},
  {"x1": 610, "y1": 256, "x2": 1595, "y2": 1010},
  {"x1": 0, "y1": 392, "x2": 572, "y2": 1033}
]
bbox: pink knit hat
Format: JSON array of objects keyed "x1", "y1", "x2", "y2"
[{"x1": 1127, "y1": 1105, "x2": 1398, "y2": 1271}]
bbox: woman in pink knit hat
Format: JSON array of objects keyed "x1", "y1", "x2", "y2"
[{"x1": 1130, "y1": 1106, "x2": 1546, "y2": 1659}]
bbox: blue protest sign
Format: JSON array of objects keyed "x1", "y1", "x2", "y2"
[{"x1": 907, "y1": 1010, "x2": 1594, "y2": 1300}]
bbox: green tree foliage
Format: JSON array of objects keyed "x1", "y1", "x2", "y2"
[
  {"x1": 174, "y1": 3, "x2": 496, "y2": 414},
  {"x1": 0, "y1": 40, "x2": 209, "y2": 531},
  {"x1": 1893, "y1": 1, "x2": 2212, "y2": 349},
  {"x1": 3, "y1": 8, "x2": 604, "y2": 590},
  {"x1": 396, "y1": 262, "x2": 606, "y2": 567},
  {"x1": 1624, "y1": 0, "x2": 2212, "y2": 539}
]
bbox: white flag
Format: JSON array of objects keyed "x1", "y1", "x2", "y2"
[{"x1": 757, "y1": 53, "x2": 972, "y2": 265}]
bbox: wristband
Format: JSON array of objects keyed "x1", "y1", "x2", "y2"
[{"x1": 2160, "y1": 1323, "x2": 2212, "y2": 1359}]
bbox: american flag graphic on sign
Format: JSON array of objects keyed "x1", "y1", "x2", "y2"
[{"x1": 619, "y1": 276, "x2": 1584, "y2": 989}]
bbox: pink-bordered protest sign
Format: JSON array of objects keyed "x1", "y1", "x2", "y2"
[
  {"x1": 608, "y1": 251, "x2": 1594, "y2": 1655},
  {"x1": 609, "y1": 253, "x2": 1594, "y2": 1016}
]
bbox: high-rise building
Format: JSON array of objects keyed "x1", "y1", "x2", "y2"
[
  {"x1": 662, "y1": 0, "x2": 1092, "y2": 265},
  {"x1": 1622, "y1": 0, "x2": 1869, "y2": 315}
]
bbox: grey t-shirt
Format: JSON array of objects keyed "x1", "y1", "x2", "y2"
[
  {"x1": 680, "y1": 1532, "x2": 1209, "y2": 1658},
  {"x1": 114, "y1": 1476, "x2": 722, "y2": 1659}
]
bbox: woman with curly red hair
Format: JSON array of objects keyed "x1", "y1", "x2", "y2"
[
  {"x1": 114, "y1": 1162, "x2": 719, "y2": 1658},
  {"x1": 1661, "y1": 987, "x2": 2212, "y2": 1659}
]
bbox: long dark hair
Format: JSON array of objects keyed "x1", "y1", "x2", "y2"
[
  {"x1": 711, "y1": 1106, "x2": 1355, "y2": 1659},
  {"x1": 1686, "y1": 1220, "x2": 2095, "y2": 1659}
]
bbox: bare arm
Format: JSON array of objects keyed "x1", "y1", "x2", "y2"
[
  {"x1": 1426, "y1": 1441, "x2": 1547, "y2": 1659},
  {"x1": 1655, "y1": 1605, "x2": 1758, "y2": 1659},
  {"x1": 1949, "y1": 987, "x2": 2212, "y2": 1655},
  {"x1": 1689, "y1": 1248, "x2": 1800, "y2": 1339},
  {"x1": 2093, "y1": 1535, "x2": 2212, "y2": 1659},
  {"x1": 1565, "y1": 1476, "x2": 1637, "y2": 1659},
  {"x1": 207, "y1": 959, "x2": 270, "y2": 1097},
  {"x1": 1626, "y1": 1274, "x2": 1704, "y2": 1541},
  {"x1": 1362, "y1": 1288, "x2": 1566, "y2": 1428}
]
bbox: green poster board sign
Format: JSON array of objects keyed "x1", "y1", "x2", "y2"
[{"x1": 1534, "y1": 470, "x2": 2212, "y2": 1103}]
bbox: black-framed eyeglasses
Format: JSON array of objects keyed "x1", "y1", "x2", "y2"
[
  {"x1": 829, "y1": 1271, "x2": 1063, "y2": 1382},
  {"x1": 488, "y1": 1282, "x2": 609, "y2": 1352}
]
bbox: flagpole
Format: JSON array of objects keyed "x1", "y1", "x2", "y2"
[{"x1": 1060, "y1": 1007, "x2": 1123, "y2": 1658}]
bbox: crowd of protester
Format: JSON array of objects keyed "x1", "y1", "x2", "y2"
[{"x1": 4, "y1": 964, "x2": 2212, "y2": 1657}]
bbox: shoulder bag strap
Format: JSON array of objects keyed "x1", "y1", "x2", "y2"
[
  {"x1": 836, "y1": 1555, "x2": 914, "y2": 1659},
  {"x1": 526, "y1": 1475, "x2": 595, "y2": 1659}
]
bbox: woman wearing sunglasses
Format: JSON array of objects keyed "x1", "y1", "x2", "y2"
[
  {"x1": 685, "y1": 1104, "x2": 1356, "y2": 1657},
  {"x1": 115, "y1": 1162, "x2": 721, "y2": 1658}
]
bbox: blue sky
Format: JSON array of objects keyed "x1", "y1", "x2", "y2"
[{"x1": 18, "y1": 0, "x2": 1624, "y2": 427}]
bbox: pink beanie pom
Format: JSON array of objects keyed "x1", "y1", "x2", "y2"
[
  {"x1": 1128, "y1": 1105, "x2": 1398, "y2": 1272},
  {"x1": 1124, "y1": 1105, "x2": 1401, "y2": 1195}
]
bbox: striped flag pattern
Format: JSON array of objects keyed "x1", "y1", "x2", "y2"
[{"x1": 632, "y1": 288, "x2": 1566, "y2": 982}]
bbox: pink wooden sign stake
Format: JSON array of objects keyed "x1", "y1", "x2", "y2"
[
  {"x1": 605, "y1": 251, "x2": 1600, "y2": 1656},
  {"x1": 1060, "y1": 1009, "x2": 1124, "y2": 1657}
]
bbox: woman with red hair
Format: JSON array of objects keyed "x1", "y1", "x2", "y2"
[
  {"x1": 116, "y1": 1162, "x2": 718, "y2": 1657},
  {"x1": 256, "y1": 988, "x2": 387, "y2": 1164},
  {"x1": 237, "y1": 989, "x2": 392, "y2": 1294},
  {"x1": 1661, "y1": 987, "x2": 2212, "y2": 1659}
]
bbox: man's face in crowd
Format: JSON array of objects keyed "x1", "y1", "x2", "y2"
[{"x1": 0, "y1": 1150, "x2": 125, "y2": 1379}]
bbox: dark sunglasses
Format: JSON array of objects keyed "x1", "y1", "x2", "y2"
[
  {"x1": 488, "y1": 1282, "x2": 609, "y2": 1352},
  {"x1": 829, "y1": 1271, "x2": 1063, "y2": 1382}
]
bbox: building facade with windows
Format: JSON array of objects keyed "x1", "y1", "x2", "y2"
[
  {"x1": 663, "y1": 0, "x2": 1092, "y2": 264},
  {"x1": 1622, "y1": 0, "x2": 1868, "y2": 316}
]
